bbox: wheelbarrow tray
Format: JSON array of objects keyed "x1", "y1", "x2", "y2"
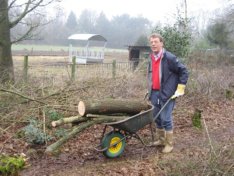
[{"x1": 104, "y1": 104, "x2": 154, "y2": 133}]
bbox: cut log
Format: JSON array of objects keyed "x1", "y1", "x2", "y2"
[
  {"x1": 45, "y1": 116, "x2": 127, "y2": 154},
  {"x1": 78, "y1": 99, "x2": 149, "y2": 116},
  {"x1": 51, "y1": 116, "x2": 88, "y2": 127}
]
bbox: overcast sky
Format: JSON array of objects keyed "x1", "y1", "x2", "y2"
[{"x1": 60, "y1": 0, "x2": 226, "y2": 23}]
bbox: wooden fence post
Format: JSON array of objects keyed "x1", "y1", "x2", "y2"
[
  {"x1": 71, "y1": 56, "x2": 76, "y2": 81},
  {"x1": 23, "y1": 55, "x2": 28, "y2": 82},
  {"x1": 112, "y1": 60, "x2": 116, "y2": 78}
]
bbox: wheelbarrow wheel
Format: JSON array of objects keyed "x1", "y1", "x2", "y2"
[{"x1": 101, "y1": 131, "x2": 126, "y2": 158}]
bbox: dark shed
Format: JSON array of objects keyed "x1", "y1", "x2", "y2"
[
  {"x1": 128, "y1": 45, "x2": 151, "y2": 69},
  {"x1": 128, "y1": 45, "x2": 151, "y2": 61}
]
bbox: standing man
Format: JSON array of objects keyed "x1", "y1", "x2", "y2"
[{"x1": 147, "y1": 33, "x2": 189, "y2": 153}]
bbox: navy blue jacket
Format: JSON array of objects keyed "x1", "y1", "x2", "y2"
[{"x1": 147, "y1": 49, "x2": 189, "y2": 102}]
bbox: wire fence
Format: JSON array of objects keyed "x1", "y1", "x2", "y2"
[{"x1": 14, "y1": 56, "x2": 138, "y2": 87}]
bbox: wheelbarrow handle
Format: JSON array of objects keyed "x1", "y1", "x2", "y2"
[
  {"x1": 153, "y1": 96, "x2": 173, "y2": 122},
  {"x1": 144, "y1": 92, "x2": 149, "y2": 100}
]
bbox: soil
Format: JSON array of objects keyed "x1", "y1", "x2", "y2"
[{"x1": 12, "y1": 97, "x2": 234, "y2": 175}]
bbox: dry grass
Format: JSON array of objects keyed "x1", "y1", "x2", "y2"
[
  {"x1": 13, "y1": 52, "x2": 130, "y2": 86},
  {"x1": 1, "y1": 51, "x2": 234, "y2": 175},
  {"x1": 186, "y1": 51, "x2": 234, "y2": 99}
]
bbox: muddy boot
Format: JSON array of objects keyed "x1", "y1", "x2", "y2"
[
  {"x1": 152, "y1": 128, "x2": 165, "y2": 146},
  {"x1": 162, "y1": 131, "x2": 173, "y2": 153}
]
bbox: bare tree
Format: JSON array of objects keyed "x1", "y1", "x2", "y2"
[
  {"x1": 0, "y1": 0, "x2": 59, "y2": 83},
  {"x1": 184, "y1": 0, "x2": 188, "y2": 29},
  {"x1": 205, "y1": 1, "x2": 234, "y2": 49}
]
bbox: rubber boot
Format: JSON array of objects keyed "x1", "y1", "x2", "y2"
[
  {"x1": 162, "y1": 131, "x2": 173, "y2": 153},
  {"x1": 152, "y1": 128, "x2": 165, "y2": 146}
]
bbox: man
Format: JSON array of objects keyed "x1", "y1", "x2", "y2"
[{"x1": 147, "y1": 33, "x2": 189, "y2": 153}]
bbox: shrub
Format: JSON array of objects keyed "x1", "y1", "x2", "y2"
[
  {"x1": 0, "y1": 155, "x2": 25, "y2": 175},
  {"x1": 152, "y1": 25, "x2": 191, "y2": 58},
  {"x1": 23, "y1": 119, "x2": 52, "y2": 145},
  {"x1": 45, "y1": 109, "x2": 63, "y2": 121}
]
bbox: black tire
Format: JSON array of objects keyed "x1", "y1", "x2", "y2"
[{"x1": 101, "y1": 131, "x2": 126, "y2": 158}]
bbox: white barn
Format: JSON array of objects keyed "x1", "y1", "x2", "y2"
[{"x1": 68, "y1": 34, "x2": 107, "y2": 64}]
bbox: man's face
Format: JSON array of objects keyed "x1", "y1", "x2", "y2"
[{"x1": 150, "y1": 37, "x2": 163, "y2": 54}]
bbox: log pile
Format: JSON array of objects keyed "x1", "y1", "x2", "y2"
[{"x1": 45, "y1": 99, "x2": 149, "y2": 154}]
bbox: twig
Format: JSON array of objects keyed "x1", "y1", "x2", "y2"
[
  {"x1": 41, "y1": 86, "x2": 47, "y2": 145},
  {"x1": 0, "y1": 88, "x2": 46, "y2": 104},
  {"x1": 0, "y1": 120, "x2": 29, "y2": 123},
  {"x1": 0, "y1": 125, "x2": 12, "y2": 135},
  {"x1": 203, "y1": 117, "x2": 217, "y2": 156},
  {"x1": 0, "y1": 127, "x2": 8, "y2": 134},
  {"x1": 49, "y1": 105, "x2": 77, "y2": 113},
  {"x1": 223, "y1": 163, "x2": 234, "y2": 176},
  {"x1": 37, "y1": 85, "x2": 70, "y2": 100}
]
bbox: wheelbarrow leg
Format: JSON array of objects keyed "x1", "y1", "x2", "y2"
[
  {"x1": 100, "y1": 125, "x2": 107, "y2": 143},
  {"x1": 132, "y1": 133, "x2": 152, "y2": 147},
  {"x1": 93, "y1": 125, "x2": 108, "y2": 152}
]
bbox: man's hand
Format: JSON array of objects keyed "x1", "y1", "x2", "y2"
[{"x1": 171, "y1": 84, "x2": 186, "y2": 99}]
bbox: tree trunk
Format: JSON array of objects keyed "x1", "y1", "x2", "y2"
[
  {"x1": 184, "y1": 0, "x2": 188, "y2": 29},
  {"x1": 0, "y1": 0, "x2": 14, "y2": 83},
  {"x1": 78, "y1": 99, "x2": 149, "y2": 116},
  {"x1": 45, "y1": 116, "x2": 126, "y2": 154}
]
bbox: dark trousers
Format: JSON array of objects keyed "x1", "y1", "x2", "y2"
[{"x1": 150, "y1": 90, "x2": 175, "y2": 131}]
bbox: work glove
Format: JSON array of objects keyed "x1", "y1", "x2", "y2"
[{"x1": 171, "y1": 84, "x2": 186, "y2": 99}]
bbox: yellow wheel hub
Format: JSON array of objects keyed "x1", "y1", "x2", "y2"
[{"x1": 108, "y1": 137, "x2": 122, "y2": 154}]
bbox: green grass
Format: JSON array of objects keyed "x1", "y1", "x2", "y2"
[{"x1": 0, "y1": 155, "x2": 25, "y2": 175}]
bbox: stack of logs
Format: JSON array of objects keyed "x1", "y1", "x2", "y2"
[{"x1": 45, "y1": 99, "x2": 149, "y2": 154}]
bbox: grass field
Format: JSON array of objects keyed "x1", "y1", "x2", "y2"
[
  {"x1": 12, "y1": 44, "x2": 128, "y2": 53},
  {"x1": 12, "y1": 44, "x2": 69, "y2": 51},
  {"x1": 12, "y1": 51, "x2": 132, "y2": 87}
]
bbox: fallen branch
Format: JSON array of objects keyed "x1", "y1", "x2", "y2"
[
  {"x1": 45, "y1": 116, "x2": 127, "y2": 154},
  {"x1": 0, "y1": 88, "x2": 46, "y2": 104},
  {"x1": 203, "y1": 117, "x2": 217, "y2": 157},
  {"x1": 51, "y1": 116, "x2": 88, "y2": 127}
]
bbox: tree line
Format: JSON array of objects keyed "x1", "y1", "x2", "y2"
[
  {"x1": 0, "y1": 0, "x2": 234, "y2": 83},
  {"x1": 14, "y1": 10, "x2": 152, "y2": 48},
  {"x1": 11, "y1": 4, "x2": 234, "y2": 50}
]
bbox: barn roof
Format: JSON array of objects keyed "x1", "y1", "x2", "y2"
[{"x1": 68, "y1": 34, "x2": 107, "y2": 42}]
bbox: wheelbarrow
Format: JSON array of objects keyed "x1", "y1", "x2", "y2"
[{"x1": 94, "y1": 98, "x2": 172, "y2": 158}]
